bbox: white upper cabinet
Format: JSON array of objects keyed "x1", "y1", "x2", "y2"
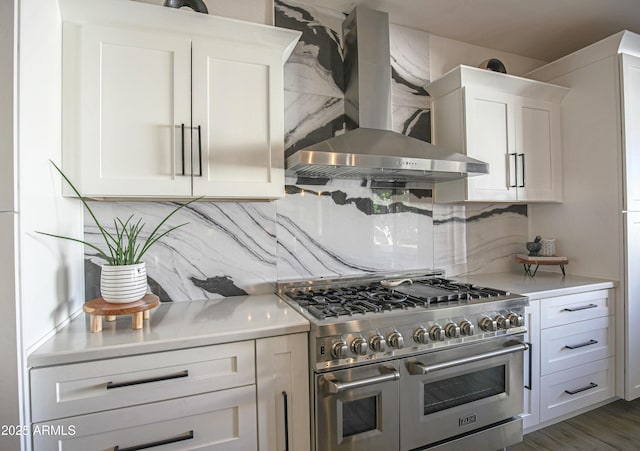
[
  {"x1": 427, "y1": 65, "x2": 568, "y2": 203},
  {"x1": 60, "y1": 0, "x2": 300, "y2": 200}
]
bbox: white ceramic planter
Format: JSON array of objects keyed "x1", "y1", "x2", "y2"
[{"x1": 100, "y1": 262, "x2": 147, "y2": 303}]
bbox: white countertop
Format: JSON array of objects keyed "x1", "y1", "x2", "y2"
[
  {"x1": 28, "y1": 294, "x2": 309, "y2": 368},
  {"x1": 454, "y1": 271, "x2": 616, "y2": 298}
]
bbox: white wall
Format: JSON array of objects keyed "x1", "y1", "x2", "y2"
[{"x1": 429, "y1": 34, "x2": 546, "y2": 79}]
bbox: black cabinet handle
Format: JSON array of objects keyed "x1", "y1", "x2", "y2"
[
  {"x1": 197, "y1": 125, "x2": 203, "y2": 177},
  {"x1": 106, "y1": 370, "x2": 189, "y2": 390},
  {"x1": 564, "y1": 339, "x2": 598, "y2": 350},
  {"x1": 113, "y1": 430, "x2": 194, "y2": 451},
  {"x1": 180, "y1": 123, "x2": 186, "y2": 176},
  {"x1": 565, "y1": 382, "x2": 598, "y2": 395},
  {"x1": 282, "y1": 391, "x2": 290, "y2": 451},
  {"x1": 518, "y1": 153, "x2": 525, "y2": 187},
  {"x1": 563, "y1": 304, "x2": 598, "y2": 312},
  {"x1": 524, "y1": 341, "x2": 533, "y2": 390}
]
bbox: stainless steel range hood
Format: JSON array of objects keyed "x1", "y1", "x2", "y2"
[{"x1": 285, "y1": 6, "x2": 489, "y2": 183}]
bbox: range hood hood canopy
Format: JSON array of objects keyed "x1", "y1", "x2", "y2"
[{"x1": 285, "y1": 6, "x2": 489, "y2": 183}]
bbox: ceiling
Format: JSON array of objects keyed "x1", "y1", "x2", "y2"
[{"x1": 297, "y1": 0, "x2": 640, "y2": 61}]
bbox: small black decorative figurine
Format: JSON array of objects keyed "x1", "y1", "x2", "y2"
[
  {"x1": 526, "y1": 235, "x2": 542, "y2": 256},
  {"x1": 164, "y1": 0, "x2": 209, "y2": 14}
]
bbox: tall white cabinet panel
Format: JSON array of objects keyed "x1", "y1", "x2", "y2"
[
  {"x1": 256, "y1": 333, "x2": 310, "y2": 451},
  {"x1": 68, "y1": 25, "x2": 192, "y2": 197},
  {"x1": 427, "y1": 65, "x2": 568, "y2": 203},
  {"x1": 625, "y1": 212, "x2": 640, "y2": 397},
  {"x1": 621, "y1": 54, "x2": 640, "y2": 212},
  {"x1": 192, "y1": 40, "x2": 285, "y2": 199}
]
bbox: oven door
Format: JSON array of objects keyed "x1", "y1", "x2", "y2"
[
  {"x1": 315, "y1": 362, "x2": 400, "y2": 451},
  {"x1": 400, "y1": 336, "x2": 527, "y2": 451}
]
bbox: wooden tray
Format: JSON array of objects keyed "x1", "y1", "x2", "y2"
[
  {"x1": 515, "y1": 254, "x2": 568, "y2": 276},
  {"x1": 83, "y1": 294, "x2": 160, "y2": 333}
]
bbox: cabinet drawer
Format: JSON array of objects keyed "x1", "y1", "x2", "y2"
[
  {"x1": 31, "y1": 341, "x2": 254, "y2": 422},
  {"x1": 540, "y1": 290, "x2": 613, "y2": 328},
  {"x1": 32, "y1": 385, "x2": 257, "y2": 451},
  {"x1": 539, "y1": 357, "x2": 614, "y2": 423},
  {"x1": 540, "y1": 316, "x2": 614, "y2": 375}
]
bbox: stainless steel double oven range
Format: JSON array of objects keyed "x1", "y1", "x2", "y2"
[{"x1": 278, "y1": 270, "x2": 529, "y2": 451}]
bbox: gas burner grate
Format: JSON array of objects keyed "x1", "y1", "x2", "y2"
[{"x1": 284, "y1": 277, "x2": 513, "y2": 319}]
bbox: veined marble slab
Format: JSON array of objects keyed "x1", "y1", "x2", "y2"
[
  {"x1": 390, "y1": 24, "x2": 431, "y2": 109},
  {"x1": 284, "y1": 91, "x2": 345, "y2": 157},
  {"x1": 275, "y1": 0, "x2": 345, "y2": 97},
  {"x1": 276, "y1": 184, "x2": 435, "y2": 280},
  {"x1": 84, "y1": 201, "x2": 277, "y2": 302},
  {"x1": 433, "y1": 204, "x2": 529, "y2": 277}
]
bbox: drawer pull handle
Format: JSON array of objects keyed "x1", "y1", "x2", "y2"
[
  {"x1": 282, "y1": 391, "x2": 290, "y2": 451},
  {"x1": 565, "y1": 382, "x2": 598, "y2": 395},
  {"x1": 563, "y1": 304, "x2": 598, "y2": 312},
  {"x1": 113, "y1": 430, "x2": 194, "y2": 451},
  {"x1": 106, "y1": 369, "x2": 189, "y2": 390},
  {"x1": 564, "y1": 339, "x2": 599, "y2": 350}
]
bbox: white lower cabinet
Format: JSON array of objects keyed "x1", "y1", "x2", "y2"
[
  {"x1": 33, "y1": 385, "x2": 257, "y2": 451},
  {"x1": 256, "y1": 333, "x2": 310, "y2": 451},
  {"x1": 30, "y1": 334, "x2": 311, "y2": 451},
  {"x1": 523, "y1": 288, "x2": 616, "y2": 432},
  {"x1": 539, "y1": 357, "x2": 615, "y2": 423}
]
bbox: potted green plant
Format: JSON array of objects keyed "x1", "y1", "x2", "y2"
[{"x1": 38, "y1": 160, "x2": 199, "y2": 304}]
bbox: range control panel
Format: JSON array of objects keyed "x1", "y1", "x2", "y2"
[{"x1": 313, "y1": 310, "x2": 526, "y2": 371}]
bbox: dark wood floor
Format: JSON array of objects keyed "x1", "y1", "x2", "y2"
[{"x1": 509, "y1": 398, "x2": 640, "y2": 450}]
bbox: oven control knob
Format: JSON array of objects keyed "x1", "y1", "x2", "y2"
[
  {"x1": 429, "y1": 325, "x2": 445, "y2": 341},
  {"x1": 331, "y1": 340, "x2": 349, "y2": 359},
  {"x1": 413, "y1": 327, "x2": 429, "y2": 344},
  {"x1": 370, "y1": 334, "x2": 386, "y2": 352},
  {"x1": 445, "y1": 322, "x2": 461, "y2": 338},
  {"x1": 494, "y1": 315, "x2": 511, "y2": 330},
  {"x1": 459, "y1": 320, "x2": 475, "y2": 336},
  {"x1": 388, "y1": 332, "x2": 404, "y2": 349},
  {"x1": 480, "y1": 316, "x2": 498, "y2": 332},
  {"x1": 507, "y1": 312, "x2": 524, "y2": 328},
  {"x1": 351, "y1": 337, "x2": 369, "y2": 356}
]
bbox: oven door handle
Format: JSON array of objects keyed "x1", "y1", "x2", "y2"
[
  {"x1": 322, "y1": 365, "x2": 400, "y2": 394},
  {"x1": 407, "y1": 341, "x2": 529, "y2": 375}
]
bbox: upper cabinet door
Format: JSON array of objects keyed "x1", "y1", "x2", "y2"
[
  {"x1": 621, "y1": 54, "x2": 640, "y2": 212},
  {"x1": 464, "y1": 87, "x2": 517, "y2": 202},
  {"x1": 516, "y1": 97, "x2": 563, "y2": 202},
  {"x1": 191, "y1": 39, "x2": 285, "y2": 199},
  {"x1": 428, "y1": 65, "x2": 568, "y2": 204},
  {"x1": 65, "y1": 24, "x2": 192, "y2": 198}
]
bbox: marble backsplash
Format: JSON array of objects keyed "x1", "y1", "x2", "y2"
[{"x1": 84, "y1": 192, "x2": 527, "y2": 302}]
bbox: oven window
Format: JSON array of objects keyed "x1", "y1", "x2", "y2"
[
  {"x1": 423, "y1": 365, "x2": 505, "y2": 415},
  {"x1": 342, "y1": 396, "x2": 377, "y2": 437}
]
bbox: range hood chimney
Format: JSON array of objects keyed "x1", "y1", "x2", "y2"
[{"x1": 285, "y1": 6, "x2": 489, "y2": 183}]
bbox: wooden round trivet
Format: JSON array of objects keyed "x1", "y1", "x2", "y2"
[{"x1": 83, "y1": 294, "x2": 160, "y2": 333}]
